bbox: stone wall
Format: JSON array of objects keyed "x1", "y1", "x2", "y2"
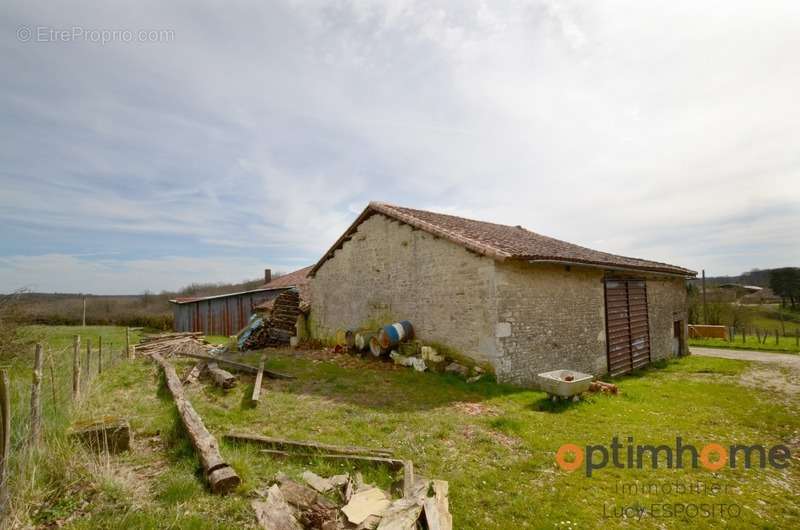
[
  {"x1": 309, "y1": 213, "x2": 500, "y2": 366},
  {"x1": 646, "y1": 276, "x2": 689, "y2": 360},
  {"x1": 493, "y1": 262, "x2": 608, "y2": 385}
]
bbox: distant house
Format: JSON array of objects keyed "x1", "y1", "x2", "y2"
[
  {"x1": 308, "y1": 202, "x2": 696, "y2": 384},
  {"x1": 170, "y1": 267, "x2": 311, "y2": 336}
]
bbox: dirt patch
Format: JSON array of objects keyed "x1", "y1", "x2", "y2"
[
  {"x1": 461, "y1": 424, "x2": 520, "y2": 449},
  {"x1": 740, "y1": 366, "x2": 800, "y2": 396},
  {"x1": 130, "y1": 434, "x2": 169, "y2": 482},
  {"x1": 293, "y1": 348, "x2": 402, "y2": 372},
  {"x1": 452, "y1": 401, "x2": 498, "y2": 416}
]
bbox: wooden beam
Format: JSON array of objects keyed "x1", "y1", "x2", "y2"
[
  {"x1": 173, "y1": 352, "x2": 294, "y2": 380},
  {"x1": 151, "y1": 352, "x2": 240, "y2": 494},
  {"x1": 224, "y1": 432, "x2": 393, "y2": 458},
  {"x1": 251, "y1": 355, "x2": 265, "y2": 403}
]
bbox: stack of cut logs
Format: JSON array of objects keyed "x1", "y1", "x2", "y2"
[{"x1": 242, "y1": 289, "x2": 301, "y2": 350}]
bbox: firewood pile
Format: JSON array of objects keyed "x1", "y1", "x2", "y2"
[
  {"x1": 241, "y1": 289, "x2": 301, "y2": 350},
  {"x1": 253, "y1": 470, "x2": 451, "y2": 530},
  {"x1": 135, "y1": 332, "x2": 210, "y2": 357},
  {"x1": 588, "y1": 380, "x2": 619, "y2": 395}
]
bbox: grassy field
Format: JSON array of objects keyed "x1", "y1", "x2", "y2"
[
  {"x1": 689, "y1": 335, "x2": 800, "y2": 353},
  {"x1": 691, "y1": 305, "x2": 800, "y2": 353},
  {"x1": 7, "y1": 326, "x2": 800, "y2": 528}
]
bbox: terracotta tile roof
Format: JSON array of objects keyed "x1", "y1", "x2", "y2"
[
  {"x1": 310, "y1": 202, "x2": 696, "y2": 277},
  {"x1": 254, "y1": 266, "x2": 312, "y2": 310}
]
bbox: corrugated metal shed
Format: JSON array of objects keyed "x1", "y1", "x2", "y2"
[
  {"x1": 170, "y1": 288, "x2": 283, "y2": 336},
  {"x1": 169, "y1": 266, "x2": 313, "y2": 336}
]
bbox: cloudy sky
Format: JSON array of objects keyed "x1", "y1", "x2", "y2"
[{"x1": 2, "y1": 1, "x2": 799, "y2": 294}]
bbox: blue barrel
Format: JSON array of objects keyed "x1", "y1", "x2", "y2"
[{"x1": 378, "y1": 320, "x2": 414, "y2": 349}]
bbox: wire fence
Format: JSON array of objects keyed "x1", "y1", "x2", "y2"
[{"x1": 0, "y1": 330, "x2": 135, "y2": 517}]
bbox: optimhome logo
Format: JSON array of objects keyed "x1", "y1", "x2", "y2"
[{"x1": 556, "y1": 436, "x2": 792, "y2": 477}]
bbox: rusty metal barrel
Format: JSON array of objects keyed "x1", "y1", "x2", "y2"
[
  {"x1": 369, "y1": 336, "x2": 384, "y2": 357},
  {"x1": 355, "y1": 331, "x2": 376, "y2": 352},
  {"x1": 378, "y1": 321, "x2": 414, "y2": 350}
]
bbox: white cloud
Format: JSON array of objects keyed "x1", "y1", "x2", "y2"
[{"x1": 1, "y1": 0, "x2": 799, "y2": 292}]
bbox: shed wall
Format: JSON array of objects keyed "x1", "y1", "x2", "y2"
[{"x1": 172, "y1": 290, "x2": 281, "y2": 336}]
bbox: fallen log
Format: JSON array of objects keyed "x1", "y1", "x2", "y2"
[
  {"x1": 151, "y1": 352, "x2": 240, "y2": 494},
  {"x1": 224, "y1": 432, "x2": 393, "y2": 458},
  {"x1": 207, "y1": 363, "x2": 237, "y2": 389},
  {"x1": 174, "y1": 352, "x2": 294, "y2": 380}
]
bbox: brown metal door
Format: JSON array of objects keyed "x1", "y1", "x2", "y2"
[{"x1": 605, "y1": 278, "x2": 651, "y2": 376}]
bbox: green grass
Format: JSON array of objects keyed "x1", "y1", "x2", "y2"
[
  {"x1": 3, "y1": 326, "x2": 143, "y2": 527},
  {"x1": 689, "y1": 335, "x2": 800, "y2": 353},
  {"x1": 14, "y1": 326, "x2": 800, "y2": 528}
]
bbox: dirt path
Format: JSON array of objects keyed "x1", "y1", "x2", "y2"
[
  {"x1": 692, "y1": 347, "x2": 800, "y2": 397},
  {"x1": 691, "y1": 347, "x2": 800, "y2": 369}
]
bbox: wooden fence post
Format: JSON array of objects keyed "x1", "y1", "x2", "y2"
[
  {"x1": 0, "y1": 369, "x2": 11, "y2": 512},
  {"x1": 85, "y1": 339, "x2": 92, "y2": 385},
  {"x1": 775, "y1": 330, "x2": 779, "y2": 345},
  {"x1": 29, "y1": 344, "x2": 44, "y2": 447},
  {"x1": 72, "y1": 335, "x2": 81, "y2": 402},
  {"x1": 741, "y1": 328, "x2": 745, "y2": 343},
  {"x1": 126, "y1": 328, "x2": 131, "y2": 360},
  {"x1": 49, "y1": 353, "x2": 58, "y2": 413},
  {"x1": 796, "y1": 328, "x2": 799, "y2": 348},
  {"x1": 98, "y1": 336, "x2": 103, "y2": 375}
]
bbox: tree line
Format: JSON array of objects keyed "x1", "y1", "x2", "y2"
[{"x1": 769, "y1": 267, "x2": 800, "y2": 309}]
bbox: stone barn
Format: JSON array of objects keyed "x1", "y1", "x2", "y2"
[{"x1": 308, "y1": 202, "x2": 696, "y2": 386}]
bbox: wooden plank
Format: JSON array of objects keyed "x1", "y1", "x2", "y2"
[
  {"x1": 183, "y1": 361, "x2": 206, "y2": 385},
  {"x1": 251, "y1": 355, "x2": 265, "y2": 403},
  {"x1": 225, "y1": 432, "x2": 394, "y2": 458},
  {"x1": 261, "y1": 451, "x2": 405, "y2": 473},
  {"x1": 423, "y1": 480, "x2": 452, "y2": 530},
  {"x1": 173, "y1": 352, "x2": 294, "y2": 380},
  {"x1": 403, "y1": 460, "x2": 414, "y2": 498}
]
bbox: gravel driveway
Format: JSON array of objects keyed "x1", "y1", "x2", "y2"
[{"x1": 691, "y1": 346, "x2": 800, "y2": 369}]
